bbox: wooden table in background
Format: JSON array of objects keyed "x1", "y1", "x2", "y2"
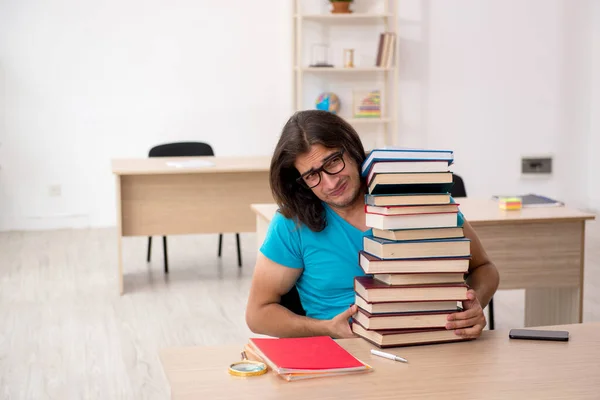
[
  {"x1": 251, "y1": 199, "x2": 596, "y2": 327},
  {"x1": 160, "y1": 322, "x2": 600, "y2": 400},
  {"x1": 112, "y1": 156, "x2": 273, "y2": 294}
]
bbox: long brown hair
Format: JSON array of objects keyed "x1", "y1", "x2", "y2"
[{"x1": 270, "y1": 110, "x2": 366, "y2": 232}]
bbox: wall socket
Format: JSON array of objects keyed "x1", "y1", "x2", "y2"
[
  {"x1": 521, "y1": 157, "x2": 552, "y2": 174},
  {"x1": 48, "y1": 185, "x2": 62, "y2": 197}
]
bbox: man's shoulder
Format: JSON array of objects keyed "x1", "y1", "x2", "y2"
[
  {"x1": 270, "y1": 209, "x2": 306, "y2": 234},
  {"x1": 271, "y1": 208, "x2": 327, "y2": 237}
]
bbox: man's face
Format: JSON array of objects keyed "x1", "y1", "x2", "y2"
[{"x1": 294, "y1": 144, "x2": 362, "y2": 209}]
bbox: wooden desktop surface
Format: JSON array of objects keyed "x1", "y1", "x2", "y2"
[
  {"x1": 250, "y1": 198, "x2": 596, "y2": 225},
  {"x1": 112, "y1": 155, "x2": 271, "y2": 175},
  {"x1": 160, "y1": 322, "x2": 600, "y2": 400}
]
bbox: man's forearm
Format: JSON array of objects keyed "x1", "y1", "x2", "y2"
[
  {"x1": 247, "y1": 303, "x2": 331, "y2": 338},
  {"x1": 466, "y1": 262, "x2": 500, "y2": 309}
]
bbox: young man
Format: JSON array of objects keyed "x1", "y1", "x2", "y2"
[{"x1": 245, "y1": 110, "x2": 499, "y2": 339}]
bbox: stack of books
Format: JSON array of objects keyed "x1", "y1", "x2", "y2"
[{"x1": 352, "y1": 148, "x2": 472, "y2": 348}]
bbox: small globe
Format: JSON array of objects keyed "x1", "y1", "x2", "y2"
[{"x1": 315, "y1": 92, "x2": 340, "y2": 114}]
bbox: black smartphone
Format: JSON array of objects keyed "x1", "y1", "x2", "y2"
[{"x1": 509, "y1": 328, "x2": 569, "y2": 342}]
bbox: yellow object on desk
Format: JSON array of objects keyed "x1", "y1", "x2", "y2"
[
  {"x1": 498, "y1": 197, "x2": 522, "y2": 210},
  {"x1": 228, "y1": 351, "x2": 268, "y2": 377}
]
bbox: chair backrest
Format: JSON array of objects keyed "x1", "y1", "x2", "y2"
[
  {"x1": 280, "y1": 286, "x2": 306, "y2": 316},
  {"x1": 451, "y1": 174, "x2": 467, "y2": 198},
  {"x1": 148, "y1": 142, "x2": 215, "y2": 157}
]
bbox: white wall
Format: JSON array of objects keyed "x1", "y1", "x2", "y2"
[
  {"x1": 398, "y1": 0, "x2": 596, "y2": 206},
  {"x1": 1, "y1": 0, "x2": 598, "y2": 231},
  {"x1": 589, "y1": 0, "x2": 600, "y2": 211},
  {"x1": 0, "y1": 0, "x2": 293, "y2": 230},
  {"x1": 556, "y1": 0, "x2": 593, "y2": 210}
]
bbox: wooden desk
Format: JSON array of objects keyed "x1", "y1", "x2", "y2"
[
  {"x1": 112, "y1": 156, "x2": 273, "y2": 294},
  {"x1": 160, "y1": 322, "x2": 600, "y2": 400},
  {"x1": 251, "y1": 199, "x2": 596, "y2": 327}
]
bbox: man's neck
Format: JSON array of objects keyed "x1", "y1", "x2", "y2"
[{"x1": 328, "y1": 189, "x2": 368, "y2": 230}]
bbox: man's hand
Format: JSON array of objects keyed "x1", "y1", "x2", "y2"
[
  {"x1": 326, "y1": 305, "x2": 358, "y2": 339},
  {"x1": 446, "y1": 289, "x2": 487, "y2": 339}
]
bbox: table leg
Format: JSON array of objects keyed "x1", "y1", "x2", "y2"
[
  {"x1": 255, "y1": 214, "x2": 269, "y2": 250},
  {"x1": 118, "y1": 234, "x2": 124, "y2": 295},
  {"x1": 524, "y1": 287, "x2": 580, "y2": 326},
  {"x1": 115, "y1": 175, "x2": 124, "y2": 295}
]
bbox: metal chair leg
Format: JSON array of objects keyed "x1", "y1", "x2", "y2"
[
  {"x1": 218, "y1": 234, "x2": 223, "y2": 257},
  {"x1": 147, "y1": 237, "x2": 152, "y2": 262},
  {"x1": 488, "y1": 297, "x2": 495, "y2": 330},
  {"x1": 236, "y1": 233, "x2": 242, "y2": 268},
  {"x1": 163, "y1": 236, "x2": 169, "y2": 274}
]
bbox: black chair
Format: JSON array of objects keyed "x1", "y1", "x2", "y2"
[
  {"x1": 146, "y1": 141, "x2": 243, "y2": 273},
  {"x1": 280, "y1": 286, "x2": 306, "y2": 316},
  {"x1": 451, "y1": 173, "x2": 495, "y2": 330}
]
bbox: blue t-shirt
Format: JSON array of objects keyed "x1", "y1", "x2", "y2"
[{"x1": 260, "y1": 203, "x2": 465, "y2": 320}]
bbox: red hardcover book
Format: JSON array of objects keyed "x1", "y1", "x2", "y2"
[{"x1": 247, "y1": 336, "x2": 370, "y2": 374}]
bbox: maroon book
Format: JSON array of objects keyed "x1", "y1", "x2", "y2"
[{"x1": 354, "y1": 276, "x2": 469, "y2": 303}]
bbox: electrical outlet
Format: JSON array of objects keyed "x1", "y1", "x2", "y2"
[
  {"x1": 522, "y1": 157, "x2": 552, "y2": 174},
  {"x1": 48, "y1": 185, "x2": 62, "y2": 197}
]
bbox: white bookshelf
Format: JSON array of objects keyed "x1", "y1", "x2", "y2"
[{"x1": 292, "y1": 0, "x2": 399, "y2": 149}]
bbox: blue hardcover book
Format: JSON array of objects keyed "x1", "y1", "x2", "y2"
[{"x1": 362, "y1": 148, "x2": 454, "y2": 177}]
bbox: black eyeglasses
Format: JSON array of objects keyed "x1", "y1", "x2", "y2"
[{"x1": 296, "y1": 149, "x2": 346, "y2": 189}]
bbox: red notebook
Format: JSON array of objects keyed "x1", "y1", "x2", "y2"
[{"x1": 247, "y1": 336, "x2": 370, "y2": 375}]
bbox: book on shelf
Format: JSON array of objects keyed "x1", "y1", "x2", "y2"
[{"x1": 375, "y1": 32, "x2": 396, "y2": 68}]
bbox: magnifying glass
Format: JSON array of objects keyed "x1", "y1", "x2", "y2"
[{"x1": 228, "y1": 351, "x2": 268, "y2": 377}]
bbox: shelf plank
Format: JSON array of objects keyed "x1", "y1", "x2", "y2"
[
  {"x1": 296, "y1": 13, "x2": 393, "y2": 20},
  {"x1": 298, "y1": 67, "x2": 393, "y2": 72},
  {"x1": 344, "y1": 118, "x2": 390, "y2": 124}
]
